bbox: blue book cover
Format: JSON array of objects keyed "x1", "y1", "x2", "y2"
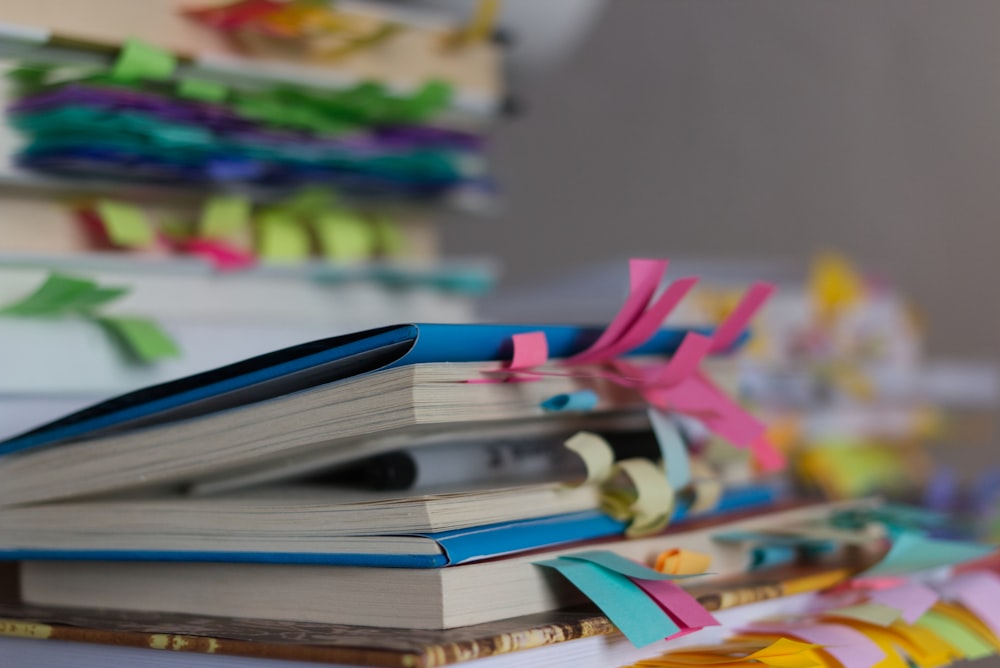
[{"x1": 1, "y1": 322, "x2": 741, "y2": 456}]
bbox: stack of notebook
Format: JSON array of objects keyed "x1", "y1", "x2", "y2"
[
  {"x1": 1, "y1": 258, "x2": 999, "y2": 667},
  {"x1": 0, "y1": 0, "x2": 505, "y2": 439}
]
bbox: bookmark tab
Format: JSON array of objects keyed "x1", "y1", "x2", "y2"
[
  {"x1": 629, "y1": 577, "x2": 719, "y2": 630},
  {"x1": 562, "y1": 432, "x2": 614, "y2": 485},
  {"x1": 917, "y1": 610, "x2": 995, "y2": 659},
  {"x1": 937, "y1": 571, "x2": 1000, "y2": 637},
  {"x1": 823, "y1": 603, "x2": 903, "y2": 627},
  {"x1": 654, "y1": 549, "x2": 712, "y2": 576},
  {"x1": 97, "y1": 316, "x2": 180, "y2": 363},
  {"x1": 743, "y1": 622, "x2": 887, "y2": 668},
  {"x1": 314, "y1": 211, "x2": 376, "y2": 261},
  {"x1": 535, "y1": 558, "x2": 679, "y2": 647},
  {"x1": 862, "y1": 531, "x2": 996, "y2": 577},
  {"x1": 178, "y1": 77, "x2": 228, "y2": 103},
  {"x1": 541, "y1": 390, "x2": 598, "y2": 412},
  {"x1": 200, "y1": 195, "x2": 251, "y2": 239},
  {"x1": 602, "y1": 457, "x2": 675, "y2": 537},
  {"x1": 257, "y1": 211, "x2": 311, "y2": 261},
  {"x1": 648, "y1": 408, "x2": 691, "y2": 490},
  {"x1": 560, "y1": 551, "x2": 699, "y2": 581},
  {"x1": 111, "y1": 38, "x2": 177, "y2": 82},
  {"x1": 869, "y1": 583, "x2": 939, "y2": 625},
  {"x1": 96, "y1": 200, "x2": 156, "y2": 248},
  {"x1": 0, "y1": 274, "x2": 122, "y2": 316}
]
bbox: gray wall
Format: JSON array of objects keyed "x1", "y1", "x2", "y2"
[{"x1": 444, "y1": 1, "x2": 1000, "y2": 360}]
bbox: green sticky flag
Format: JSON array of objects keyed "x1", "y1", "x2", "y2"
[
  {"x1": 257, "y1": 211, "x2": 311, "y2": 261},
  {"x1": 200, "y1": 195, "x2": 251, "y2": 239},
  {"x1": 177, "y1": 77, "x2": 228, "y2": 103},
  {"x1": 372, "y1": 215, "x2": 406, "y2": 257},
  {"x1": 314, "y1": 211, "x2": 376, "y2": 261},
  {"x1": 0, "y1": 274, "x2": 98, "y2": 316},
  {"x1": 280, "y1": 187, "x2": 337, "y2": 218},
  {"x1": 917, "y1": 611, "x2": 996, "y2": 659},
  {"x1": 96, "y1": 200, "x2": 156, "y2": 248},
  {"x1": 97, "y1": 316, "x2": 180, "y2": 363},
  {"x1": 111, "y1": 39, "x2": 177, "y2": 82}
]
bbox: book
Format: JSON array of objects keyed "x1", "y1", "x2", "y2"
[
  {"x1": 0, "y1": 322, "x2": 737, "y2": 506},
  {"x1": 0, "y1": 564, "x2": 855, "y2": 668},
  {"x1": 0, "y1": 481, "x2": 780, "y2": 568},
  {"x1": 16, "y1": 500, "x2": 875, "y2": 630}
]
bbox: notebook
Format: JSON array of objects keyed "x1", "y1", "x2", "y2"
[
  {"x1": 0, "y1": 483, "x2": 779, "y2": 567},
  {"x1": 0, "y1": 322, "x2": 739, "y2": 506},
  {"x1": 17, "y1": 500, "x2": 875, "y2": 630}
]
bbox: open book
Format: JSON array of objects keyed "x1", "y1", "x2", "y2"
[{"x1": 0, "y1": 323, "x2": 739, "y2": 506}]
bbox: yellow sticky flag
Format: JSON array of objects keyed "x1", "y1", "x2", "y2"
[
  {"x1": 562, "y1": 431, "x2": 614, "y2": 486},
  {"x1": 256, "y1": 211, "x2": 311, "y2": 262},
  {"x1": 95, "y1": 200, "x2": 155, "y2": 248},
  {"x1": 809, "y1": 252, "x2": 864, "y2": 319},
  {"x1": 314, "y1": 211, "x2": 377, "y2": 261},
  {"x1": 603, "y1": 457, "x2": 674, "y2": 537},
  {"x1": 200, "y1": 195, "x2": 251, "y2": 239},
  {"x1": 654, "y1": 548, "x2": 712, "y2": 575},
  {"x1": 890, "y1": 619, "x2": 958, "y2": 668}
]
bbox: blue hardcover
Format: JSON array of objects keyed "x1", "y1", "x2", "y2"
[{"x1": 0, "y1": 323, "x2": 743, "y2": 456}]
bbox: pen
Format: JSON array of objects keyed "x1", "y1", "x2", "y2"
[{"x1": 316, "y1": 429, "x2": 669, "y2": 491}]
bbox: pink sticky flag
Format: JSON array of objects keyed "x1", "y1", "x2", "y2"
[
  {"x1": 631, "y1": 577, "x2": 720, "y2": 631},
  {"x1": 868, "y1": 582, "x2": 939, "y2": 625},
  {"x1": 509, "y1": 331, "x2": 549, "y2": 370},
  {"x1": 645, "y1": 332, "x2": 713, "y2": 387},
  {"x1": 937, "y1": 571, "x2": 1000, "y2": 637},
  {"x1": 708, "y1": 282, "x2": 776, "y2": 353},
  {"x1": 564, "y1": 258, "x2": 668, "y2": 365},
  {"x1": 580, "y1": 276, "x2": 700, "y2": 362},
  {"x1": 743, "y1": 622, "x2": 886, "y2": 668},
  {"x1": 183, "y1": 238, "x2": 256, "y2": 271}
]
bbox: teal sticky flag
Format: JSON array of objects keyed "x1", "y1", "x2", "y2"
[
  {"x1": 749, "y1": 545, "x2": 798, "y2": 571},
  {"x1": 178, "y1": 77, "x2": 228, "y2": 103},
  {"x1": 97, "y1": 316, "x2": 181, "y2": 363},
  {"x1": 111, "y1": 39, "x2": 177, "y2": 82},
  {"x1": 863, "y1": 531, "x2": 996, "y2": 577},
  {"x1": 648, "y1": 408, "x2": 691, "y2": 490},
  {"x1": 535, "y1": 558, "x2": 679, "y2": 647},
  {"x1": 540, "y1": 390, "x2": 598, "y2": 412},
  {"x1": 559, "y1": 550, "x2": 701, "y2": 581}
]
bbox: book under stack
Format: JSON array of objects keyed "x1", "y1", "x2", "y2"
[{"x1": 1, "y1": 258, "x2": 999, "y2": 667}]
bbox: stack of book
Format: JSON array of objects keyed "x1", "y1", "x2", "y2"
[
  {"x1": 0, "y1": 0, "x2": 503, "y2": 439},
  {"x1": 1, "y1": 257, "x2": 998, "y2": 667}
]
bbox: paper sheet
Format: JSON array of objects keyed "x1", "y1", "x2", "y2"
[
  {"x1": 649, "y1": 408, "x2": 692, "y2": 490},
  {"x1": 96, "y1": 200, "x2": 155, "y2": 248},
  {"x1": 742, "y1": 622, "x2": 887, "y2": 668},
  {"x1": 561, "y1": 551, "x2": 697, "y2": 581},
  {"x1": 630, "y1": 577, "x2": 719, "y2": 630},
  {"x1": 200, "y1": 195, "x2": 251, "y2": 239},
  {"x1": 97, "y1": 316, "x2": 181, "y2": 363},
  {"x1": 111, "y1": 38, "x2": 177, "y2": 82},
  {"x1": 314, "y1": 211, "x2": 376, "y2": 261},
  {"x1": 862, "y1": 531, "x2": 995, "y2": 577}
]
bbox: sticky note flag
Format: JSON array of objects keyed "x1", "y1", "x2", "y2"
[
  {"x1": 111, "y1": 38, "x2": 177, "y2": 82},
  {"x1": 656, "y1": 638, "x2": 824, "y2": 668},
  {"x1": 869, "y1": 583, "x2": 939, "y2": 625},
  {"x1": 97, "y1": 316, "x2": 180, "y2": 363},
  {"x1": 535, "y1": 558, "x2": 679, "y2": 646},
  {"x1": 314, "y1": 211, "x2": 376, "y2": 261},
  {"x1": 282, "y1": 187, "x2": 336, "y2": 217},
  {"x1": 629, "y1": 578, "x2": 719, "y2": 630},
  {"x1": 563, "y1": 431, "x2": 614, "y2": 485},
  {"x1": 648, "y1": 408, "x2": 691, "y2": 490},
  {"x1": 372, "y1": 214, "x2": 406, "y2": 257},
  {"x1": 750, "y1": 545, "x2": 798, "y2": 571},
  {"x1": 862, "y1": 531, "x2": 996, "y2": 578},
  {"x1": 917, "y1": 610, "x2": 996, "y2": 660},
  {"x1": 200, "y1": 195, "x2": 252, "y2": 239},
  {"x1": 561, "y1": 551, "x2": 700, "y2": 581},
  {"x1": 744, "y1": 622, "x2": 887, "y2": 668},
  {"x1": 0, "y1": 274, "x2": 99, "y2": 316},
  {"x1": 178, "y1": 77, "x2": 228, "y2": 103},
  {"x1": 257, "y1": 211, "x2": 311, "y2": 262},
  {"x1": 95, "y1": 200, "x2": 155, "y2": 248},
  {"x1": 541, "y1": 390, "x2": 598, "y2": 412},
  {"x1": 810, "y1": 252, "x2": 864, "y2": 317},
  {"x1": 654, "y1": 549, "x2": 712, "y2": 576},
  {"x1": 602, "y1": 457, "x2": 675, "y2": 537},
  {"x1": 937, "y1": 572, "x2": 1000, "y2": 638},
  {"x1": 823, "y1": 603, "x2": 902, "y2": 627}
]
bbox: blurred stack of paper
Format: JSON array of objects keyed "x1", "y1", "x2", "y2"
[{"x1": 0, "y1": 0, "x2": 507, "y2": 438}]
